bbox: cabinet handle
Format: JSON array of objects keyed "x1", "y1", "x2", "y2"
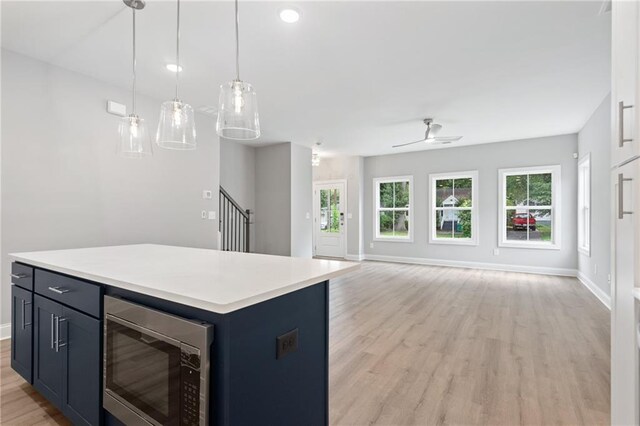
[
  {"x1": 618, "y1": 173, "x2": 634, "y2": 219},
  {"x1": 20, "y1": 300, "x2": 31, "y2": 330},
  {"x1": 619, "y1": 101, "x2": 634, "y2": 147},
  {"x1": 54, "y1": 316, "x2": 67, "y2": 352},
  {"x1": 48, "y1": 286, "x2": 70, "y2": 295},
  {"x1": 11, "y1": 273, "x2": 27, "y2": 279},
  {"x1": 50, "y1": 314, "x2": 55, "y2": 349}
]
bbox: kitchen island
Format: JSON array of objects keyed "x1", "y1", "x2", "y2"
[{"x1": 9, "y1": 244, "x2": 358, "y2": 426}]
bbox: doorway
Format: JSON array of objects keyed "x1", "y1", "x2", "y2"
[{"x1": 313, "y1": 181, "x2": 346, "y2": 258}]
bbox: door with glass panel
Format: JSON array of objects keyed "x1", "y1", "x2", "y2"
[{"x1": 314, "y1": 182, "x2": 345, "y2": 258}]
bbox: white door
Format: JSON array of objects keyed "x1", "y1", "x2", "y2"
[{"x1": 313, "y1": 182, "x2": 346, "y2": 258}]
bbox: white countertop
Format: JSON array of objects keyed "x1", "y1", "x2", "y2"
[{"x1": 9, "y1": 244, "x2": 359, "y2": 314}]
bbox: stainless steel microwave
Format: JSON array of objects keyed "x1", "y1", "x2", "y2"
[{"x1": 103, "y1": 296, "x2": 213, "y2": 426}]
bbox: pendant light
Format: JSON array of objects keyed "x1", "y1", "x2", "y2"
[
  {"x1": 156, "y1": 0, "x2": 196, "y2": 150},
  {"x1": 118, "y1": 0, "x2": 152, "y2": 158},
  {"x1": 311, "y1": 142, "x2": 321, "y2": 167},
  {"x1": 216, "y1": 0, "x2": 260, "y2": 140}
]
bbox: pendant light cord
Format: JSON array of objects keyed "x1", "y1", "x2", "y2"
[
  {"x1": 235, "y1": 0, "x2": 240, "y2": 81},
  {"x1": 132, "y1": 7, "x2": 137, "y2": 114},
  {"x1": 175, "y1": 0, "x2": 180, "y2": 99}
]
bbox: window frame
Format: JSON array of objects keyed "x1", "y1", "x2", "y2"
[
  {"x1": 498, "y1": 165, "x2": 561, "y2": 250},
  {"x1": 577, "y1": 154, "x2": 591, "y2": 256},
  {"x1": 428, "y1": 170, "x2": 479, "y2": 246},
  {"x1": 373, "y1": 176, "x2": 414, "y2": 242}
]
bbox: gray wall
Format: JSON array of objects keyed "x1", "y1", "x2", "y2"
[
  {"x1": 313, "y1": 156, "x2": 364, "y2": 258},
  {"x1": 254, "y1": 143, "x2": 291, "y2": 256},
  {"x1": 364, "y1": 134, "x2": 579, "y2": 273},
  {"x1": 290, "y1": 144, "x2": 313, "y2": 258},
  {"x1": 578, "y1": 94, "x2": 611, "y2": 296},
  {"x1": 1, "y1": 50, "x2": 220, "y2": 325}
]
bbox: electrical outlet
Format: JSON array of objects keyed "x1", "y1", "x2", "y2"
[
  {"x1": 202, "y1": 190, "x2": 212, "y2": 199},
  {"x1": 347, "y1": 213, "x2": 353, "y2": 219},
  {"x1": 201, "y1": 210, "x2": 207, "y2": 219},
  {"x1": 369, "y1": 242, "x2": 374, "y2": 249},
  {"x1": 493, "y1": 248, "x2": 499, "y2": 256},
  {"x1": 276, "y1": 328, "x2": 299, "y2": 359},
  {"x1": 594, "y1": 264, "x2": 598, "y2": 275},
  {"x1": 305, "y1": 212, "x2": 310, "y2": 219}
]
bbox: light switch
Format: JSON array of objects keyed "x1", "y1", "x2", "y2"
[
  {"x1": 202, "y1": 190, "x2": 213, "y2": 199},
  {"x1": 305, "y1": 212, "x2": 310, "y2": 219},
  {"x1": 347, "y1": 213, "x2": 353, "y2": 219},
  {"x1": 208, "y1": 211, "x2": 216, "y2": 220}
]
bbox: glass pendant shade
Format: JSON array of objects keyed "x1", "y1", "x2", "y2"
[
  {"x1": 156, "y1": 100, "x2": 196, "y2": 150},
  {"x1": 118, "y1": 115, "x2": 152, "y2": 158},
  {"x1": 216, "y1": 80, "x2": 260, "y2": 140},
  {"x1": 311, "y1": 152, "x2": 320, "y2": 166}
]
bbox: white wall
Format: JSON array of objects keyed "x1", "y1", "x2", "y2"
[
  {"x1": 363, "y1": 134, "x2": 579, "y2": 274},
  {"x1": 577, "y1": 94, "x2": 611, "y2": 300},
  {"x1": 290, "y1": 144, "x2": 313, "y2": 258},
  {"x1": 313, "y1": 156, "x2": 364, "y2": 258},
  {"x1": 254, "y1": 143, "x2": 291, "y2": 256},
  {"x1": 1, "y1": 50, "x2": 220, "y2": 325}
]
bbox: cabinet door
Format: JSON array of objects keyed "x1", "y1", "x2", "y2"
[
  {"x1": 60, "y1": 306, "x2": 102, "y2": 426},
  {"x1": 33, "y1": 295, "x2": 64, "y2": 410},
  {"x1": 612, "y1": 0, "x2": 639, "y2": 166},
  {"x1": 611, "y1": 160, "x2": 640, "y2": 425},
  {"x1": 11, "y1": 285, "x2": 33, "y2": 383}
]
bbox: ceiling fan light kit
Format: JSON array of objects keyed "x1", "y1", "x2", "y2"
[{"x1": 391, "y1": 118, "x2": 463, "y2": 149}]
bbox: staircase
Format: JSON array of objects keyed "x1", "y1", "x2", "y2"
[{"x1": 219, "y1": 187, "x2": 251, "y2": 253}]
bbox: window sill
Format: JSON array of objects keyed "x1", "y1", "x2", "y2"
[
  {"x1": 498, "y1": 241, "x2": 560, "y2": 250},
  {"x1": 429, "y1": 239, "x2": 478, "y2": 246},
  {"x1": 373, "y1": 237, "x2": 414, "y2": 243}
]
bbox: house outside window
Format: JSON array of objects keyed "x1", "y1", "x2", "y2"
[
  {"x1": 429, "y1": 171, "x2": 479, "y2": 245},
  {"x1": 498, "y1": 165, "x2": 561, "y2": 249},
  {"x1": 374, "y1": 176, "x2": 413, "y2": 241},
  {"x1": 578, "y1": 154, "x2": 590, "y2": 255}
]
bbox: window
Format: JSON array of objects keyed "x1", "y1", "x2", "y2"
[
  {"x1": 320, "y1": 188, "x2": 340, "y2": 233},
  {"x1": 578, "y1": 155, "x2": 590, "y2": 255},
  {"x1": 429, "y1": 171, "x2": 479, "y2": 245},
  {"x1": 499, "y1": 165, "x2": 561, "y2": 249},
  {"x1": 374, "y1": 176, "x2": 413, "y2": 241}
]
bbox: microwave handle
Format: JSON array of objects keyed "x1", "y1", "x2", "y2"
[{"x1": 106, "y1": 313, "x2": 182, "y2": 348}]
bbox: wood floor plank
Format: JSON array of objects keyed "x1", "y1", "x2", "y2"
[{"x1": 0, "y1": 261, "x2": 610, "y2": 425}]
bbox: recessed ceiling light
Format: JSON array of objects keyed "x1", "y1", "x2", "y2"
[
  {"x1": 165, "y1": 63, "x2": 183, "y2": 73},
  {"x1": 279, "y1": 8, "x2": 300, "y2": 23}
]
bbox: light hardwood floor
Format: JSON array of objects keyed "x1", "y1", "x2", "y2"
[{"x1": 0, "y1": 261, "x2": 610, "y2": 425}]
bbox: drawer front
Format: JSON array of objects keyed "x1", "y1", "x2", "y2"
[
  {"x1": 11, "y1": 263, "x2": 34, "y2": 291},
  {"x1": 34, "y1": 270, "x2": 101, "y2": 318}
]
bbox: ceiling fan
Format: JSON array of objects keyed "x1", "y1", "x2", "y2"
[{"x1": 392, "y1": 118, "x2": 462, "y2": 148}]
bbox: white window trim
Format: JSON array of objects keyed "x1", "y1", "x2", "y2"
[
  {"x1": 577, "y1": 154, "x2": 591, "y2": 256},
  {"x1": 428, "y1": 170, "x2": 479, "y2": 246},
  {"x1": 373, "y1": 175, "x2": 414, "y2": 242},
  {"x1": 498, "y1": 165, "x2": 561, "y2": 250}
]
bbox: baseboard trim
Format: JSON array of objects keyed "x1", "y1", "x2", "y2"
[
  {"x1": 577, "y1": 272, "x2": 611, "y2": 310},
  {"x1": 345, "y1": 254, "x2": 365, "y2": 262},
  {"x1": 362, "y1": 254, "x2": 578, "y2": 277},
  {"x1": 0, "y1": 323, "x2": 10, "y2": 340}
]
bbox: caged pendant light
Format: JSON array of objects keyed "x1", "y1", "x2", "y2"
[
  {"x1": 156, "y1": 0, "x2": 197, "y2": 150},
  {"x1": 118, "y1": 0, "x2": 153, "y2": 158},
  {"x1": 216, "y1": 0, "x2": 260, "y2": 140}
]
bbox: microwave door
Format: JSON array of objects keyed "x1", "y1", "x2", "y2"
[{"x1": 105, "y1": 314, "x2": 182, "y2": 426}]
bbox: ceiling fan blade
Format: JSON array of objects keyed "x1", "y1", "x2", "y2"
[
  {"x1": 392, "y1": 139, "x2": 426, "y2": 148},
  {"x1": 432, "y1": 136, "x2": 463, "y2": 142}
]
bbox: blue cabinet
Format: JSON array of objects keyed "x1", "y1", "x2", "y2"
[
  {"x1": 11, "y1": 285, "x2": 32, "y2": 383},
  {"x1": 33, "y1": 294, "x2": 102, "y2": 425}
]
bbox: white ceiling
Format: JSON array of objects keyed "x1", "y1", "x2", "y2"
[{"x1": 2, "y1": 1, "x2": 611, "y2": 156}]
